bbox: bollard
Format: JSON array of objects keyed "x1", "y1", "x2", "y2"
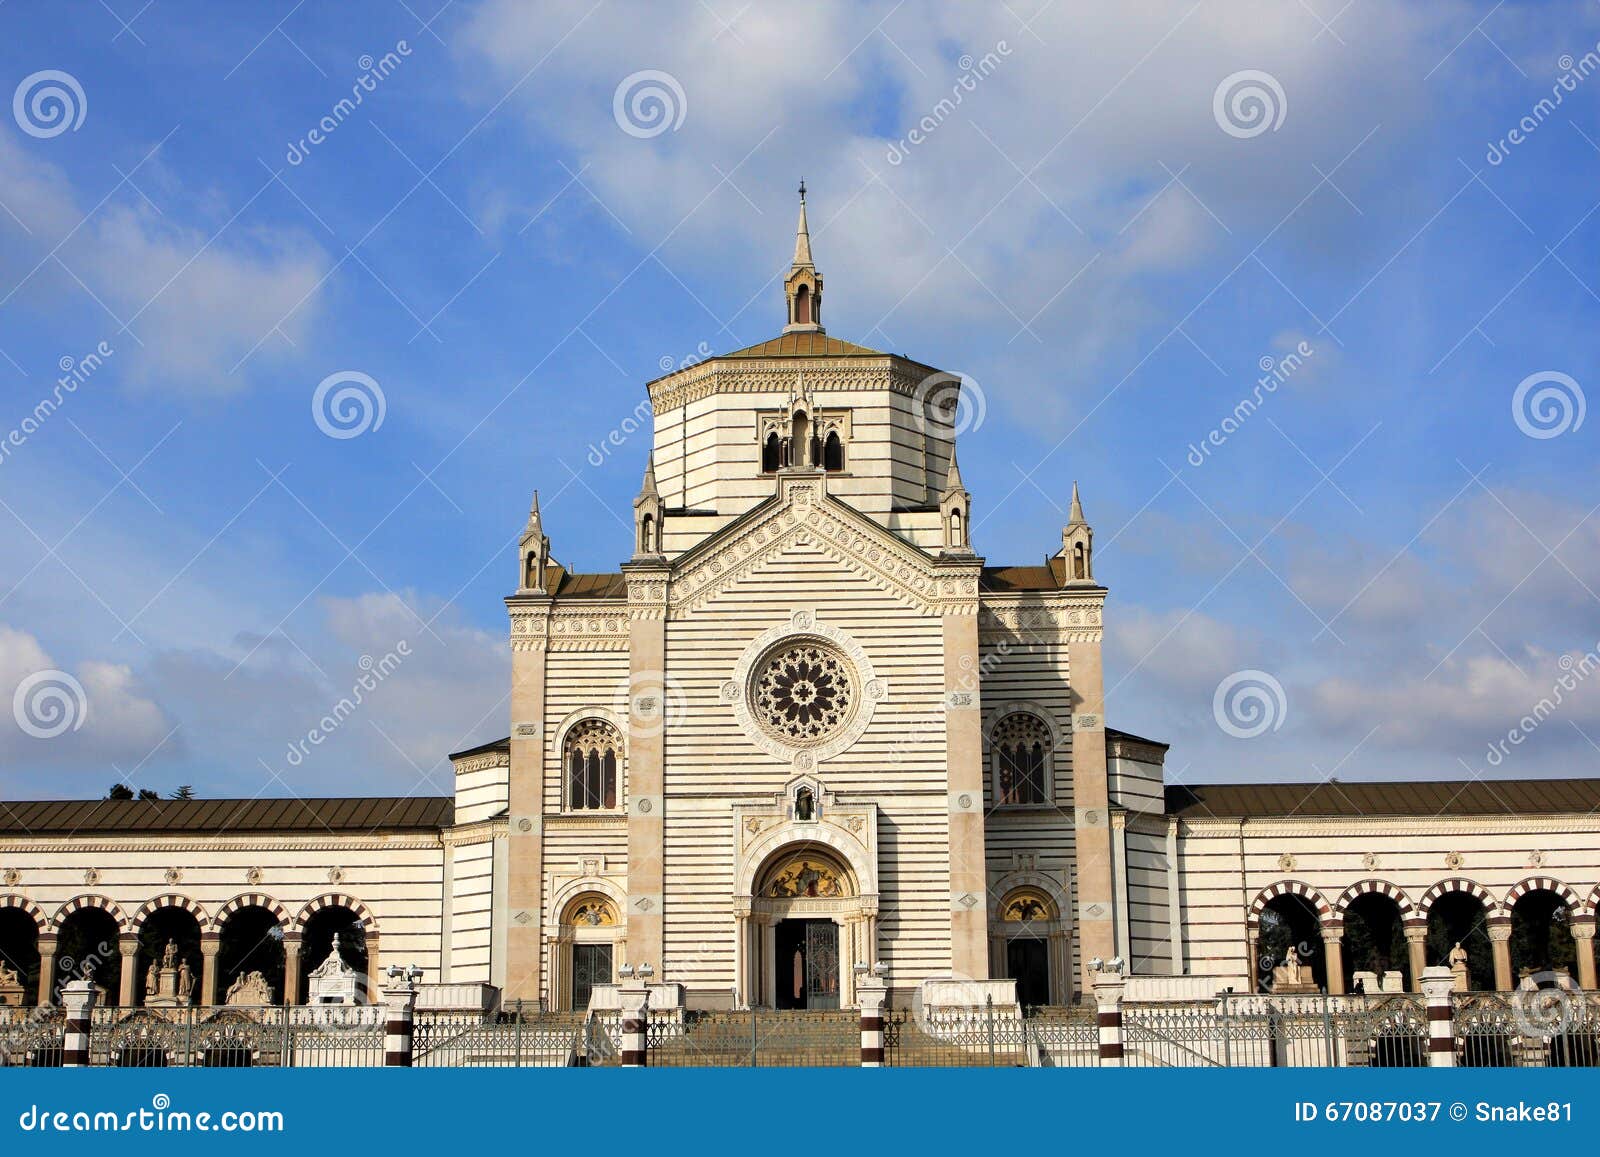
[
  {"x1": 61, "y1": 969, "x2": 98, "y2": 1068},
  {"x1": 1091, "y1": 963, "x2": 1126, "y2": 1067},
  {"x1": 619, "y1": 979, "x2": 649, "y2": 1067},
  {"x1": 383, "y1": 964, "x2": 421, "y2": 1067}
]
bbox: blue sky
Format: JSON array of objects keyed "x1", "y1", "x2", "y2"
[{"x1": 0, "y1": 0, "x2": 1597, "y2": 799}]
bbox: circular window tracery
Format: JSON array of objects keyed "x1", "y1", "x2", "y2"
[{"x1": 751, "y1": 639, "x2": 856, "y2": 745}]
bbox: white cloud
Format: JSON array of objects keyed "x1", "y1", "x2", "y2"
[
  {"x1": 0, "y1": 624, "x2": 174, "y2": 771},
  {"x1": 0, "y1": 135, "x2": 327, "y2": 396}
]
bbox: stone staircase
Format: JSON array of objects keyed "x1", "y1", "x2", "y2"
[{"x1": 649, "y1": 1009, "x2": 859, "y2": 1067}]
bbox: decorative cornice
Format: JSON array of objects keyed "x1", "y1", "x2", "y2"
[
  {"x1": 441, "y1": 816, "x2": 508, "y2": 847},
  {"x1": 1180, "y1": 814, "x2": 1600, "y2": 838},
  {"x1": 977, "y1": 597, "x2": 1104, "y2": 644},
  {"x1": 0, "y1": 834, "x2": 445, "y2": 854},
  {"x1": 647, "y1": 357, "x2": 937, "y2": 413},
  {"x1": 452, "y1": 751, "x2": 510, "y2": 775}
]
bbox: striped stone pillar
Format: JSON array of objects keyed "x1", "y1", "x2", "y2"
[
  {"x1": 61, "y1": 974, "x2": 97, "y2": 1067},
  {"x1": 1420, "y1": 965, "x2": 1456, "y2": 1067},
  {"x1": 382, "y1": 966, "x2": 419, "y2": 1067},
  {"x1": 619, "y1": 980, "x2": 649, "y2": 1067},
  {"x1": 858, "y1": 976, "x2": 887, "y2": 1067},
  {"x1": 1091, "y1": 966, "x2": 1126, "y2": 1067}
]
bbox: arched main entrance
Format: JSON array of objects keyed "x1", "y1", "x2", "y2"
[
  {"x1": 991, "y1": 881, "x2": 1071, "y2": 1007},
  {"x1": 744, "y1": 844, "x2": 866, "y2": 1010},
  {"x1": 551, "y1": 891, "x2": 623, "y2": 1012}
]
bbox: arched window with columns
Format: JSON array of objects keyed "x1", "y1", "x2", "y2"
[
  {"x1": 989, "y1": 711, "x2": 1052, "y2": 806},
  {"x1": 564, "y1": 718, "x2": 622, "y2": 811}
]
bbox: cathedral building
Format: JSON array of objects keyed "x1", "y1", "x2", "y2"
[{"x1": 1, "y1": 191, "x2": 1596, "y2": 1017}]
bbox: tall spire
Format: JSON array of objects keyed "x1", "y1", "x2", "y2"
[
  {"x1": 1068, "y1": 480, "x2": 1084, "y2": 524},
  {"x1": 783, "y1": 181, "x2": 824, "y2": 334},
  {"x1": 793, "y1": 179, "x2": 814, "y2": 268}
]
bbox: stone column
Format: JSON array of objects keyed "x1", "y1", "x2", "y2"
[
  {"x1": 1323, "y1": 927, "x2": 1345, "y2": 996},
  {"x1": 1050, "y1": 929, "x2": 1072, "y2": 1005},
  {"x1": 623, "y1": 566, "x2": 669, "y2": 973},
  {"x1": 1404, "y1": 923, "x2": 1428, "y2": 993},
  {"x1": 282, "y1": 933, "x2": 302, "y2": 1005},
  {"x1": 199, "y1": 934, "x2": 220, "y2": 1007},
  {"x1": 545, "y1": 935, "x2": 564, "y2": 1013},
  {"x1": 733, "y1": 905, "x2": 749, "y2": 1008},
  {"x1": 619, "y1": 978, "x2": 649, "y2": 1067},
  {"x1": 858, "y1": 975, "x2": 887, "y2": 1067},
  {"x1": 1420, "y1": 965, "x2": 1456, "y2": 1067},
  {"x1": 943, "y1": 609, "x2": 989, "y2": 980},
  {"x1": 1489, "y1": 920, "x2": 1513, "y2": 991},
  {"x1": 60, "y1": 973, "x2": 97, "y2": 1067},
  {"x1": 1067, "y1": 633, "x2": 1115, "y2": 994},
  {"x1": 1571, "y1": 918, "x2": 1597, "y2": 989},
  {"x1": 1110, "y1": 809, "x2": 1130, "y2": 957},
  {"x1": 36, "y1": 935, "x2": 56, "y2": 1006},
  {"x1": 365, "y1": 931, "x2": 382, "y2": 1005},
  {"x1": 117, "y1": 935, "x2": 139, "y2": 1008},
  {"x1": 382, "y1": 966, "x2": 419, "y2": 1067},
  {"x1": 505, "y1": 599, "x2": 550, "y2": 1004},
  {"x1": 1091, "y1": 965, "x2": 1126, "y2": 1066},
  {"x1": 760, "y1": 916, "x2": 777, "y2": 1008}
]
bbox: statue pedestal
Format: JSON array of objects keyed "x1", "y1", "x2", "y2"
[
  {"x1": 1450, "y1": 963, "x2": 1469, "y2": 993},
  {"x1": 1272, "y1": 980, "x2": 1318, "y2": 995},
  {"x1": 146, "y1": 966, "x2": 188, "y2": 1008},
  {"x1": 0, "y1": 977, "x2": 24, "y2": 1006}
]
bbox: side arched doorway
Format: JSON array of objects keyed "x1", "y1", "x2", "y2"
[
  {"x1": 991, "y1": 884, "x2": 1071, "y2": 1007},
  {"x1": 551, "y1": 891, "x2": 623, "y2": 1012},
  {"x1": 744, "y1": 845, "x2": 866, "y2": 1010},
  {"x1": 0, "y1": 907, "x2": 41, "y2": 1006}
]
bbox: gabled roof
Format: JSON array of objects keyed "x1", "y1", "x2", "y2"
[
  {"x1": 448, "y1": 735, "x2": 510, "y2": 761},
  {"x1": 1166, "y1": 779, "x2": 1600, "y2": 820},
  {"x1": 0, "y1": 796, "x2": 453, "y2": 835}
]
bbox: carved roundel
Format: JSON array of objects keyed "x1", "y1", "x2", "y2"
[{"x1": 729, "y1": 611, "x2": 885, "y2": 768}]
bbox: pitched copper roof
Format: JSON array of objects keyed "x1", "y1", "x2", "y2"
[
  {"x1": 551, "y1": 570, "x2": 626, "y2": 598},
  {"x1": 722, "y1": 332, "x2": 888, "y2": 358},
  {"x1": 1166, "y1": 780, "x2": 1600, "y2": 820},
  {"x1": 980, "y1": 564, "x2": 1061, "y2": 592},
  {"x1": 0, "y1": 796, "x2": 452, "y2": 836}
]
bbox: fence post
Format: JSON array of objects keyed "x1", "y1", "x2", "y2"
[
  {"x1": 60, "y1": 971, "x2": 97, "y2": 1068},
  {"x1": 383, "y1": 964, "x2": 421, "y2": 1067},
  {"x1": 1091, "y1": 964, "x2": 1126, "y2": 1067},
  {"x1": 1421, "y1": 965, "x2": 1456, "y2": 1068},
  {"x1": 858, "y1": 975, "x2": 887, "y2": 1067},
  {"x1": 619, "y1": 978, "x2": 649, "y2": 1067}
]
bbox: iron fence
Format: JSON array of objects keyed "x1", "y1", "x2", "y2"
[
  {"x1": 647, "y1": 1009, "x2": 858, "y2": 1067},
  {"x1": 884, "y1": 1001, "x2": 1028, "y2": 1067},
  {"x1": 1122, "y1": 995, "x2": 1429, "y2": 1068},
  {"x1": 80, "y1": 1006, "x2": 385, "y2": 1067},
  {"x1": 1025, "y1": 1006, "x2": 1102, "y2": 1067},
  {"x1": 0, "y1": 1006, "x2": 64, "y2": 1067},
  {"x1": 1453, "y1": 991, "x2": 1600, "y2": 1067},
  {"x1": 412, "y1": 1009, "x2": 583, "y2": 1067}
]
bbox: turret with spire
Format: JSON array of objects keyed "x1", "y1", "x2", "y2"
[
  {"x1": 633, "y1": 453, "x2": 665, "y2": 559},
  {"x1": 939, "y1": 451, "x2": 973, "y2": 556},
  {"x1": 1061, "y1": 481, "x2": 1094, "y2": 583},
  {"x1": 518, "y1": 490, "x2": 551, "y2": 594},
  {"x1": 783, "y1": 180, "x2": 824, "y2": 334}
]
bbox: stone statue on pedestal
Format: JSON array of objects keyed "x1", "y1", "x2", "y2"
[
  {"x1": 1271, "y1": 944, "x2": 1318, "y2": 994},
  {"x1": 1448, "y1": 941, "x2": 1470, "y2": 993}
]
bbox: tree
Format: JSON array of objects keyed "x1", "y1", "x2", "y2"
[
  {"x1": 170, "y1": 785, "x2": 196, "y2": 800},
  {"x1": 137, "y1": 789, "x2": 159, "y2": 801},
  {"x1": 105, "y1": 784, "x2": 134, "y2": 800}
]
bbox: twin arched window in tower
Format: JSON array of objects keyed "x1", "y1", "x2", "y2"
[
  {"x1": 564, "y1": 719, "x2": 623, "y2": 811},
  {"x1": 760, "y1": 417, "x2": 846, "y2": 473},
  {"x1": 990, "y1": 712, "x2": 1053, "y2": 806}
]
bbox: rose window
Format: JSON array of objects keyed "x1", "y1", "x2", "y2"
[{"x1": 751, "y1": 640, "x2": 856, "y2": 744}]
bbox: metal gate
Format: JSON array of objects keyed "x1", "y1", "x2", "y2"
[{"x1": 804, "y1": 922, "x2": 839, "y2": 1010}]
